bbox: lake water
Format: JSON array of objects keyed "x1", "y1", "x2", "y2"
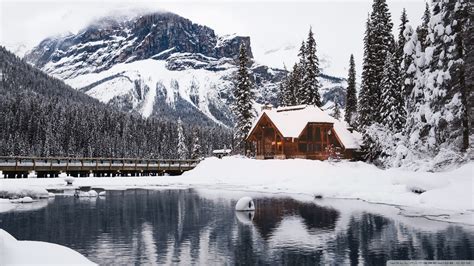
[{"x1": 0, "y1": 189, "x2": 473, "y2": 265}]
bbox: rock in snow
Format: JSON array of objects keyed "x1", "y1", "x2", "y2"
[
  {"x1": 235, "y1": 196, "x2": 255, "y2": 211},
  {"x1": 77, "y1": 190, "x2": 98, "y2": 197},
  {"x1": 10, "y1": 196, "x2": 33, "y2": 203},
  {"x1": 88, "y1": 190, "x2": 98, "y2": 197},
  {"x1": 0, "y1": 229, "x2": 95, "y2": 265},
  {"x1": 64, "y1": 176, "x2": 75, "y2": 186}
]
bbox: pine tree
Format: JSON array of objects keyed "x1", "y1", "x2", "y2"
[
  {"x1": 191, "y1": 129, "x2": 201, "y2": 159},
  {"x1": 279, "y1": 65, "x2": 294, "y2": 107},
  {"x1": 332, "y1": 95, "x2": 341, "y2": 120},
  {"x1": 177, "y1": 117, "x2": 188, "y2": 159},
  {"x1": 278, "y1": 77, "x2": 287, "y2": 107},
  {"x1": 286, "y1": 63, "x2": 301, "y2": 106},
  {"x1": 404, "y1": 0, "x2": 470, "y2": 163},
  {"x1": 278, "y1": 65, "x2": 287, "y2": 106},
  {"x1": 425, "y1": 0, "x2": 470, "y2": 152},
  {"x1": 301, "y1": 27, "x2": 322, "y2": 106},
  {"x1": 465, "y1": 1, "x2": 474, "y2": 152},
  {"x1": 359, "y1": 0, "x2": 395, "y2": 162},
  {"x1": 380, "y1": 51, "x2": 405, "y2": 132},
  {"x1": 358, "y1": 16, "x2": 374, "y2": 129},
  {"x1": 416, "y1": 2, "x2": 431, "y2": 51},
  {"x1": 232, "y1": 43, "x2": 255, "y2": 153},
  {"x1": 396, "y1": 9, "x2": 409, "y2": 97},
  {"x1": 397, "y1": 9, "x2": 409, "y2": 59},
  {"x1": 403, "y1": 25, "x2": 419, "y2": 105},
  {"x1": 293, "y1": 41, "x2": 308, "y2": 105},
  {"x1": 369, "y1": 0, "x2": 395, "y2": 122},
  {"x1": 345, "y1": 54, "x2": 357, "y2": 126}
]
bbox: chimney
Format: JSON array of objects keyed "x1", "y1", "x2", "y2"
[{"x1": 261, "y1": 103, "x2": 273, "y2": 111}]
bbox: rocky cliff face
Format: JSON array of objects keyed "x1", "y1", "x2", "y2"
[
  {"x1": 25, "y1": 12, "x2": 252, "y2": 79},
  {"x1": 25, "y1": 11, "x2": 344, "y2": 127}
]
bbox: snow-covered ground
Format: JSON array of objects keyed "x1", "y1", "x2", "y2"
[
  {"x1": 0, "y1": 229, "x2": 95, "y2": 265},
  {"x1": 0, "y1": 157, "x2": 472, "y2": 225}
]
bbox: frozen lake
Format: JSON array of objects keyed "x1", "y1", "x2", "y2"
[{"x1": 0, "y1": 189, "x2": 473, "y2": 264}]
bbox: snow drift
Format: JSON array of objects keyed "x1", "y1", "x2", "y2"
[
  {"x1": 0, "y1": 229, "x2": 96, "y2": 265},
  {"x1": 183, "y1": 157, "x2": 473, "y2": 214}
]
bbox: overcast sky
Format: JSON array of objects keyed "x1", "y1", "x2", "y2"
[{"x1": 0, "y1": 0, "x2": 426, "y2": 77}]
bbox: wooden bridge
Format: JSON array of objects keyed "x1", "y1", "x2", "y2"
[{"x1": 0, "y1": 156, "x2": 200, "y2": 178}]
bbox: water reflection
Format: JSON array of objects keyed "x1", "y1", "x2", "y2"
[{"x1": 0, "y1": 189, "x2": 472, "y2": 265}]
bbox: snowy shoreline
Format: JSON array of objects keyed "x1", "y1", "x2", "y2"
[
  {"x1": 1, "y1": 157, "x2": 473, "y2": 225},
  {"x1": 0, "y1": 229, "x2": 96, "y2": 265}
]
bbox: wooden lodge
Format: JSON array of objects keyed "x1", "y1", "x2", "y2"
[{"x1": 246, "y1": 105, "x2": 362, "y2": 160}]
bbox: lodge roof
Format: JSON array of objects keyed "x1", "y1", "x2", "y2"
[{"x1": 247, "y1": 105, "x2": 362, "y2": 149}]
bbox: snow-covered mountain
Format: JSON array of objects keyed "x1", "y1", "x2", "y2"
[{"x1": 25, "y1": 11, "x2": 346, "y2": 126}]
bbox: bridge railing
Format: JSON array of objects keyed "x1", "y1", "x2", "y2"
[{"x1": 0, "y1": 156, "x2": 201, "y2": 173}]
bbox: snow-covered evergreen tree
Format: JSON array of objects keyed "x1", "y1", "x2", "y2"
[
  {"x1": 232, "y1": 43, "x2": 255, "y2": 153},
  {"x1": 369, "y1": 0, "x2": 395, "y2": 122},
  {"x1": 177, "y1": 117, "x2": 188, "y2": 159},
  {"x1": 359, "y1": 0, "x2": 395, "y2": 162},
  {"x1": 345, "y1": 54, "x2": 357, "y2": 126},
  {"x1": 278, "y1": 65, "x2": 289, "y2": 107},
  {"x1": 416, "y1": 2, "x2": 431, "y2": 51},
  {"x1": 191, "y1": 129, "x2": 201, "y2": 159},
  {"x1": 332, "y1": 95, "x2": 342, "y2": 120},
  {"x1": 301, "y1": 27, "x2": 322, "y2": 106},
  {"x1": 396, "y1": 9, "x2": 409, "y2": 60},
  {"x1": 380, "y1": 51, "x2": 406, "y2": 131},
  {"x1": 393, "y1": 0, "x2": 471, "y2": 169},
  {"x1": 295, "y1": 41, "x2": 307, "y2": 104},
  {"x1": 403, "y1": 25, "x2": 420, "y2": 105},
  {"x1": 423, "y1": 0, "x2": 470, "y2": 153},
  {"x1": 278, "y1": 79, "x2": 286, "y2": 107},
  {"x1": 396, "y1": 9, "x2": 409, "y2": 97},
  {"x1": 286, "y1": 63, "x2": 301, "y2": 106},
  {"x1": 358, "y1": 16, "x2": 374, "y2": 129}
]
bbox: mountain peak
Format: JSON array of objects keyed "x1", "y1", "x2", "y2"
[{"x1": 25, "y1": 11, "x2": 252, "y2": 79}]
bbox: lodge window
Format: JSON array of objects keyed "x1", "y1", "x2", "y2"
[
  {"x1": 314, "y1": 127, "x2": 321, "y2": 141},
  {"x1": 314, "y1": 144, "x2": 322, "y2": 152},
  {"x1": 276, "y1": 136, "x2": 282, "y2": 152},
  {"x1": 307, "y1": 143, "x2": 322, "y2": 152},
  {"x1": 297, "y1": 125, "x2": 340, "y2": 154},
  {"x1": 298, "y1": 143, "x2": 307, "y2": 152}
]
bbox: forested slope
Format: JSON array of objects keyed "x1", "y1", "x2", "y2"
[{"x1": 0, "y1": 46, "x2": 232, "y2": 158}]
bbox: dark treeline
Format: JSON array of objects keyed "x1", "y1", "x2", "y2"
[{"x1": 0, "y1": 47, "x2": 232, "y2": 159}]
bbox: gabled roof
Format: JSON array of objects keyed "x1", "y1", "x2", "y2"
[{"x1": 247, "y1": 105, "x2": 362, "y2": 149}]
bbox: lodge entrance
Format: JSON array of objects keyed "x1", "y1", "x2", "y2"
[{"x1": 263, "y1": 127, "x2": 275, "y2": 159}]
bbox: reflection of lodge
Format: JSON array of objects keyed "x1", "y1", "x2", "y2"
[
  {"x1": 251, "y1": 198, "x2": 340, "y2": 239},
  {"x1": 246, "y1": 105, "x2": 362, "y2": 160}
]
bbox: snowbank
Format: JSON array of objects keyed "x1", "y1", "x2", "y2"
[
  {"x1": 183, "y1": 157, "x2": 473, "y2": 213},
  {"x1": 0, "y1": 185, "x2": 49, "y2": 199},
  {"x1": 0, "y1": 157, "x2": 472, "y2": 224},
  {"x1": 0, "y1": 229, "x2": 96, "y2": 265}
]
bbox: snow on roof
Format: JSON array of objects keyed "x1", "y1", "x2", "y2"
[{"x1": 248, "y1": 105, "x2": 362, "y2": 149}]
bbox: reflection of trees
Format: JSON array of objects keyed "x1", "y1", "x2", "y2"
[
  {"x1": 332, "y1": 213, "x2": 474, "y2": 264},
  {"x1": 1, "y1": 191, "x2": 473, "y2": 265},
  {"x1": 252, "y1": 198, "x2": 340, "y2": 239}
]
